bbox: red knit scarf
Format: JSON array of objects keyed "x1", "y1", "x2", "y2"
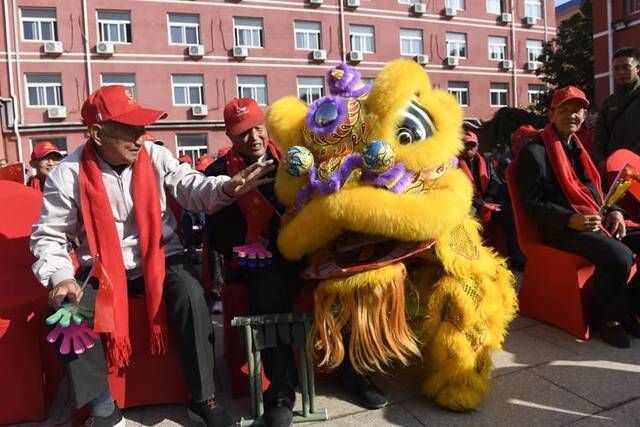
[
  {"x1": 226, "y1": 140, "x2": 280, "y2": 243},
  {"x1": 79, "y1": 140, "x2": 168, "y2": 369},
  {"x1": 459, "y1": 153, "x2": 489, "y2": 195},
  {"x1": 541, "y1": 125, "x2": 603, "y2": 215}
]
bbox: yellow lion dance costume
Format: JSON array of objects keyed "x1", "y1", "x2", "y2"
[{"x1": 266, "y1": 59, "x2": 517, "y2": 410}]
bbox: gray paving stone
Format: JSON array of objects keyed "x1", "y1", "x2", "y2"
[
  {"x1": 308, "y1": 403, "x2": 423, "y2": 427},
  {"x1": 509, "y1": 315, "x2": 541, "y2": 331},
  {"x1": 569, "y1": 397, "x2": 640, "y2": 427}
]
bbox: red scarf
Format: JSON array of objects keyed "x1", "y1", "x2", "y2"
[
  {"x1": 27, "y1": 175, "x2": 43, "y2": 192},
  {"x1": 541, "y1": 125, "x2": 603, "y2": 215},
  {"x1": 226, "y1": 140, "x2": 280, "y2": 243},
  {"x1": 459, "y1": 153, "x2": 489, "y2": 195},
  {"x1": 79, "y1": 141, "x2": 168, "y2": 369}
]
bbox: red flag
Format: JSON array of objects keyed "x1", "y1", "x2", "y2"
[
  {"x1": 93, "y1": 255, "x2": 116, "y2": 333},
  {"x1": 0, "y1": 163, "x2": 24, "y2": 183}
]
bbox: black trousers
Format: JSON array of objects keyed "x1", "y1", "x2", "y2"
[
  {"x1": 541, "y1": 226, "x2": 640, "y2": 322},
  {"x1": 58, "y1": 255, "x2": 215, "y2": 408}
]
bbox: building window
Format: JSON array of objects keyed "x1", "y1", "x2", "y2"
[
  {"x1": 294, "y1": 21, "x2": 321, "y2": 50},
  {"x1": 20, "y1": 8, "x2": 57, "y2": 41},
  {"x1": 237, "y1": 75, "x2": 267, "y2": 105},
  {"x1": 524, "y1": 0, "x2": 542, "y2": 19},
  {"x1": 448, "y1": 81, "x2": 469, "y2": 107},
  {"x1": 362, "y1": 77, "x2": 375, "y2": 86},
  {"x1": 97, "y1": 10, "x2": 131, "y2": 43},
  {"x1": 31, "y1": 137, "x2": 67, "y2": 155},
  {"x1": 486, "y1": 0, "x2": 503, "y2": 14},
  {"x1": 349, "y1": 24, "x2": 375, "y2": 53},
  {"x1": 398, "y1": 0, "x2": 420, "y2": 4},
  {"x1": 297, "y1": 77, "x2": 324, "y2": 104},
  {"x1": 168, "y1": 13, "x2": 200, "y2": 45},
  {"x1": 627, "y1": 0, "x2": 640, "y2": 13},
  {"x1": 445, "y1": 0, "x2": 465, "y2": 10},
  {"x1": 26, "y1": 74, "x2": 62, "y2": 107},
  {"x1": 176, "y1": 134, "x2": 208, "y2": 165},
  {"x1": 488, "y1": 36, "x2": 507, "y2": 60},
  {"x1": 234, "y1": 17, "x2": 263, "y2": 48},
  {"x1": 490, "y1": 83, "x2": 509, "y2": 107},
  {"x1": 528, "y1": 84, "x2": 545, "y2": 104},
  {"x1": 400, "y1": 29, "x2": 423, "y2": 56},
  {"x1": 172, "y1": 75, "x2": 204, "y2": 106},
  {"x1": 526, "y1": 39, "x2": 543, "y2": 63},
  {"x1": 100, "y1": 74, "x2": 136, "y2": 97},
  {"x1": 446, "y1": 32, "x2": 467, "y2": 58}
]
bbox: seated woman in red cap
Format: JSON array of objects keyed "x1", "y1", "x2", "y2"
[
  {"x1": 516, "y1": 86, "x2": 640, "y2": 348},
  {"x1": 27, "y1": 141, "x2": 64, "y2": 191}
]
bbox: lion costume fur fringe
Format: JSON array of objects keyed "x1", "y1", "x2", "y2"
[{"x1": 266, "y1": 59, "x2": 517, "y2": 411}]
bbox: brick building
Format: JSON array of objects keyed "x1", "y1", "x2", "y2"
[
  {"x1": 556, "y1": 0, "x2": 581, "y2": 24},
  {"x1": 0, "y1": 0, "x2": 554, "y2": 169}
]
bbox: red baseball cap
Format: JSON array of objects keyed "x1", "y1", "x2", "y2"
[
  {"x1": 550, "y1": 86, "x2": 590, "y2": 109},
  {"x1": 81, "y1": 85, "x2": 167, "y2": 127},
  {"x1": 463, "y1": 131, "x2": 479, "y2": 147},
  {"x1": 511, "y1": 124, "x2": 539, "y2": 144},
  {"x1": 177, "y1": 154, "x2": 193, "y2": 164},
  {"x1": 223, "y1": 98, "x2": 264, "y2": 137},
  {"x1": 31, "y1": 141, "x2": 63, "y2": 161},
  {"x1": 195, "y1": 155, "x2": 214, "y2": 172}
]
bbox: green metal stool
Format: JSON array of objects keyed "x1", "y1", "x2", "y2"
[{"x1": 231, "y1": 312, "x2": 329, "y2": 426}]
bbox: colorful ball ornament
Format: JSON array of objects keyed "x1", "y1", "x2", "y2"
[
  {"x1": 362, "y1": 140, "x2": 395, "y2": 173},
  {"x1": 285, "y1": 146, "x2": 315, "y2": 177}
]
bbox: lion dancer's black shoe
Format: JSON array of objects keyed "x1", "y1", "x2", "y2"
[{"x1": 338, "y1": 361, "x2": 389, "y2": 410}]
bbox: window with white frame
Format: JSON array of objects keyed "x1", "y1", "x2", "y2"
[
  {"x1": 486, "y1": 0, "x2": 503, "y2": 14},
  {"x1": 234, "y1": 17, "x2": 263, "y2": 48},
  {"x1": 527, "y1": 84, "x2": 545, "y2": 105},
  {"x1": 297, "y1": 77, "x2": 324, "y2": 104},
  {"x1": 524, "y1": 0, "x2": 542, "y2": 18},
  {"x1": 627, "y1": 0, "x2": 640, "y2": 13},
  {"x1": 490, "y1": 83, "x2": 509, "y2": 107},
  {"x1": 294, "y1": 21, "x2": 321, "y2": 50},
  {"x1": 21, "y1": 8, "x2": 57, "y2": 41},
  {"x1": 526, "y1": 39, "x2": 543, "y2": 63},
  {"x1": 400, "y1": 29, "x2": 423, "y2": 56},
  {"x1": 445, "y1": 0, "x2": 464, "y2": 10},
  {"x1": 100, "y1": 74, "x2": 137, "y2": 97},
  {"x1": 448, "y1": 81, "x2": 469, "y2": 107},
  {"x1": 237, "y1": 75, "x2": 268, "y2": 105},
  {"x1": 446, "y1": 32, "x2": 467, "y2": 58},
  {"x1": 26, "y1": 74, "x2": 63, "y2": 107},
  {"x1": 31, "y1": 137, "x2": 67, "y2": 155},
  {"x1": 172, "y1": 75, "x2": 204, "y2": 106},
  {"x1": 349, "y1": 24, "x2": 375, "y2": 53},
  {"x1": 168, "y1": 13, "x2": 200, "y2": 45},
  {"x1": 97, "y1": 10, "x2": 131, "y2": 43},
  {"x1": 176, "y1": 134, "x2": 208, "y2": 165},
  {"x1": 488, "y1": 36, "x2": 507, "y2": 60},
  {"x1": 398, "y1": 0, "x2": 420, "y2": 4}
]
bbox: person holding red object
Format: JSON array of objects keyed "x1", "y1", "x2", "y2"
[{"x1": 27, "y1": 141, "x2": 64, "y2": 191}]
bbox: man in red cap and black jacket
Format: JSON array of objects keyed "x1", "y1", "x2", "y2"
[
  {"x1": 30, "y1": 86, "x2": 274, "y2": 427},
  {"x1": 516, "y1": 86, "x2": 640, "y2": 348}
]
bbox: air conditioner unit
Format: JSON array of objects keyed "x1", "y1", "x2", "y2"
[
  {"x1": 47, "y1": 106, "x2": 66, "y2": 119},
  {"x1": 412, "y1": 3, "x2": 426, "y2": 14},
  {"x1": 446, "y1": 56, "x2": 459, "y2": 67},
  {"x1": 524, "y1": 16, "x2": 537, "y2": 26},
  {"x1": 526, "y1": 61, "x2": 539, "y2": 71},
  {"x1": 501, "y1": 59, "x2": 513, "y2": 69},
  {"x1": 346, "y1": 0, "x2": 360, "y2": 7},
  {"x1": 312, "y1": 49, "x2": 327, "y2": 62},
  {"x1": 96, "y1": 41, "x2": 114, "y2": 55},
  {"x1": 348, "y1": 51, "x2": 363, "y2": 63},
  {"x1": 309, "y1": 0, "x2": 323, "y2": 5},
  {"x1": 414, "y1": 54, "x2": 429, "y2": 65},
  {"x1": 500, "y1": 13, "x2": 512, "y2": 23},
  {"x1": 232, "y1": 46, "x2": 248, "y2": 59},
  {"x1": 43, "y1": 41, "x2": 63, "y2": 54},
  {"x1": 444, "y1": 7, "x2": 456, "y2": 17},
  {"x1": 191, "y1": 104, "x2": 209, "y2": 117},
  {"x1": 188, "y1": 44, "x2": 204, "y2": 57}
]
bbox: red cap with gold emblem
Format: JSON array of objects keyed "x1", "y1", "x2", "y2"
[
  {"x1": 550, "y1": 86, "x2": 590, "y2": 109},
  {"x1": 31, "y1": 141, "x2": 63, "y2": 160},
  {"x1": 223, "y1": 98, "x2": 264, "y2": 137},
  {"x1": 177, "y1": 154, "x2": 193, "y2": 164},
  {"x1": 81, "y1": 85, "x2": 167, "y2": 127},
  {"x1": 195, "y1": 154, "x2": 214, "y2": 172},
  {"x1": 463, "y1": 131, "x2": 479, "y2": 147}
]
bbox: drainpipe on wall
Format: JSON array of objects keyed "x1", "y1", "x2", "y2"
[
  {"x1": 82, "y1": 0, "x2": 93, "y2": 94},
  {"x1": 606, "y1": 0, "x2": 613, "y2": 93},
  {"x1": 11, "y1": 0, "x2": 23, "y2": 125},
  {"x1": 3, "y1": 0, "x2": 22, "y2": 166},
  {"x1": 543, "y1": 0, "x2": 549, "y2": 42},
  {"x1": 338, "y1": 0, "x2": 346, "y2": 60},
  {"x1": 510, "y1": 0, "x2": 518, "y2": 106}
]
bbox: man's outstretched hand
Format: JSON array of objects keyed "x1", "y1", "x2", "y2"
[
  {"x1": 222, "y1": 160, "x2": 275, "y2": 198},
  {"x1": 48, "y1": 279, "x2": 83, "y2": 309}
]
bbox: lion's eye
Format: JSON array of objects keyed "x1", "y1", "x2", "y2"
[{"x1": 396, "y1": 100, "x2": 435, "y2": 145}]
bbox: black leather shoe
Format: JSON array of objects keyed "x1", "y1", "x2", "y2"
[
  {"x1": 188, "y1": 398, "x2": 234, "y2": 427},
  {"x1": 623, "y1": 315, "x2": 640, "y2": 338},
  {"x1": 83, "y1": 405, "x2": 124, "y2": 427},
  {"x1": 600, "y1": 322, "x2": 630, "y2": 348},
  {"x1": 264, "y1": 396, "x2": 294, "y2": 427},
  {"x1": 340, "y1": 367, "x2": 388, "y2": 410}
]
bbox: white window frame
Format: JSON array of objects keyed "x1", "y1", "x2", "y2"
[
  {"x1": 627, "y1": 0, "x2": 640, "y2": 14},
  {"x1": 524, "y1": 0, "x2": 542, "y2": 19},
  {"x1": 237, "y1": 75, "x2": 268, "y2": 106},
  {"x1": 20, "y1": 8, "x2": 57, "y2": 42},
  {"x1": 294, "y1": 21, "x2": 321, "y2": 51},
  {"x1": 397, "y1": 0, "x2": 420, "y2": 4},
  {"x1": 445, "y1": 0, "x2": 465, "y2": 10},
  {"x1": 297, "y1": 77, "x2": 324, "y2": 104},
  {"x1": 97, "y1": 10, "x2": 132, "y2": 44},
  {"x1": 176, "y1": 134, "x2": 208, "y2": 165},
  {"x1": 234, "y1": 17, "x2": 263, "y2": 48},
  {"x1": 446, "y1": 32, "x2": 467, "y2": 58},
  {"x1": 349, "y1": 24, "x2": 375, "y2": 54},
  {"x1": 526, "y1": 39, "x2": 543, "y2": 63},
  {"x1": 400, "y1": 29, "x2": 423, "y2": 56},
  {"x1": 527, "y1": 85, "x2": 545, "y2": 105},
  {"x1": 100, "y1": 73, "x2": 137, "y2": 97},
  {"x1": 486, "y1": 0, "x2": 503, "y2": 14},
  {"x1": 488, "y1": 36, "x2": 507, "y2": 61},
  {"x1": 490, "y1": 83, "x2": 509, "y2": 107},
  {"x1": 167, "y1": 13, "x2": 200, "y2": 46},
  {"x1": 172, "y1": 75, "x2": 205, "y2": 106},
  {"x1": 25, "y1": 74, "x2": 63, "y2": 107},
  {"x1": 448, "y1": 81, "x2": 469, "y2": 107}
]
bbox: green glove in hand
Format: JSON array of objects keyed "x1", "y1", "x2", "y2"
[{"x1": 46, "y1": 302, "x2": 94, "y2": 327}]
